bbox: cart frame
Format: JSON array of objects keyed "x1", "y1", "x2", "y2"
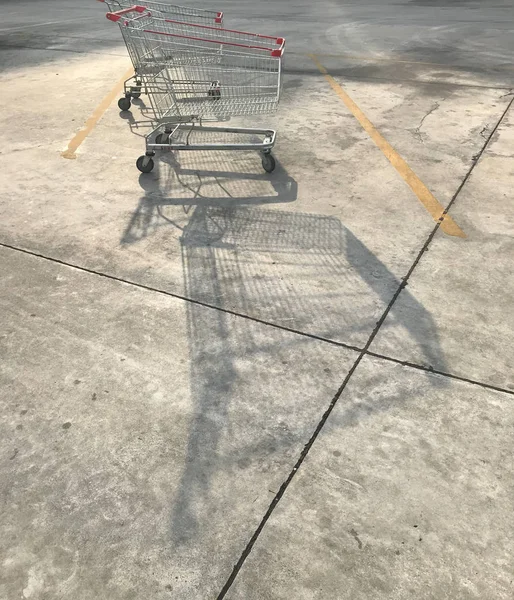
[
  {"x1": 98, "y1": 0, "x2": 224, "y2": 108},
  {"x1": 106, "y1": 6, "x2": 285, "y2": 174}
]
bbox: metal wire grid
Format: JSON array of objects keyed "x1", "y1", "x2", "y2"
[
  {"x1": 117, "y1": 12, "x2": 283, "y2": 62},
  {"x1": 146, "y1": 68, "x2": 280, "y2": 120},
  {"x1": 137, "y1": 14, "x2": 283, "y2": 50},
  {"x1": 101, "y1": 0, "x2": 223, "y2": 76},
  {"x1": 118, "y1": 21, "x2": 282, "y2": 120}
]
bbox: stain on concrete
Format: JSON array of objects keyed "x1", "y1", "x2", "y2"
[{"x1": 350, "y1": 528, "x2": 363, "y2": 549}]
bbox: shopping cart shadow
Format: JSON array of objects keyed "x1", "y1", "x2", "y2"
[
  {"x1": 120, "y1": 165, "x2": 449, "y2": 547},
  {"x1": 118, "y1": 106, "x2": 154, "y2": 140},
  {"x1": 121, "y1": 152, "x2": 297, "y2": 244}
]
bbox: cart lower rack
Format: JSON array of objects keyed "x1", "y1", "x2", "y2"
[{"x1": 106, "y1": 6, "x2": 285, "y2": 174}]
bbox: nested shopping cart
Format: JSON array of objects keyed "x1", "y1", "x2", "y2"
[
  {"x1": 106, "y1": 6, "x2": 285, "y2": 174},
  {"x1": 98, "y1": 0, "x2": 224, "y2": 110}
]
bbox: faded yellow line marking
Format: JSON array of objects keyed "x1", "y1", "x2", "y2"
[
  {"x1": 62, "y1": 67, "x2": 133, "y2": 160},
  {"x1": 309, "y1": 54, "x2": 466, "y2": 238}
]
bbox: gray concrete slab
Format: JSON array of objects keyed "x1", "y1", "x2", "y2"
[
  {"x1": 371, "y1": 108, "x2": 514, "y2": 389},
  {"x1": 0, "y1": 245, "x2": 358, "y2": 599},
  {"x1": 224, "y1": 356, "x2": 514, "y2": 600},
  {"x1": 1, "y1": 1, "x2": 514, "y2": 597},
  {"x1": 333, "y1": 77, "x2": 513, "y2": 207}
]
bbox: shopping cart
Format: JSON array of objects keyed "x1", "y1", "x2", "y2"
[
  {"x1": 98, "y1": 0, "x2": 224, "y2": 110},
  {"x1": 106, "y1": 6, "x2": 285, "y2": 174}
]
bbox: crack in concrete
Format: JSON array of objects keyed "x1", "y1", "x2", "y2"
[{"x1": 413, "y1": 99, "x2": 445, "y2": 143}]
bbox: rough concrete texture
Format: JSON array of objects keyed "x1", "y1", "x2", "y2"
[
  {"x1": 0, "y1": 246, "x2": 357, "y2": 598},
  {"x1": 372, "y1": 110, "x2": 514, "y2": 389},
  {"x1": 225, "y1": 358, "x2": 514, "y2": 600},
  {"x1": 1, "y1": 0, "x2": 514, "y2": 598}
]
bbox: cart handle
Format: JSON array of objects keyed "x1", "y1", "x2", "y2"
[
  {"x1": 106, "y1": 5, "x2": 147, "y2": 21},
  {"x1": 163, "y1": 18, "x2": 282, "y2": 44},
  {"x1": 103, "y1": 3, "x2": 224, "y2": 25},
  {"x1": 143, "y1": 28, "x2": 285, "y2": 57},
  {"x1": 106, "y1": 6, "x2": 285, "y2": 57}
]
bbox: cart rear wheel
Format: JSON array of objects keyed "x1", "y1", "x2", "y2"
[
  {"x1": 136, "y1": 156, "x2": 154, "y2": 173},
  {"x1": 261, "y1": 153, "x2": 276, "y2": 173},
  {"x1": 130, "y1": 86, "x2": 142, "y2": 99},
  {"x1": 156, "y1": 133, "x2": 170, "y2": 145},
  {"x1": 118, "y1": 97, "x2": 131, "y2": 111}
]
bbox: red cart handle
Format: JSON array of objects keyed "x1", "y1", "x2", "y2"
[
  {"x1": 164, "y1": 18, "x2": 282, "y2": 43},
  {"x1": 106, "y1": 6, "x2": 285, "y2": 57},
  {"x1": 103, "y1": 3, "x2": 223, "y2": 25},
  {"x1": 142, "y1": 28, "x2": 285, "y2": 57},
  {"x1": 106, "y1": 5, "x2": 147, "y2": 22}
]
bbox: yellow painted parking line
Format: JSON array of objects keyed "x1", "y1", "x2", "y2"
[
  {"x1": 309, "y1": 54, "x2": 466, "y2": 238},
  {"x1": 62, "y1": 66, "x2": 133, "y2": 160}
]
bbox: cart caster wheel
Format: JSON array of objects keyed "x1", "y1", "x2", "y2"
[
  {"x1": 261, "y1": 153, "x2": 276, "y2": 173},
  {"x1": 155, "y1": 133, "x2": 170, "y2": 145},
  {"x1": 118, "y1": 97, "x2": 131, "y2": 111},
  {"x1": 136, "y1": 156, "x2": 154, "y2": 173},
  {"x1": 130, "y1": 87, "x2": 142, "y2": 99}
]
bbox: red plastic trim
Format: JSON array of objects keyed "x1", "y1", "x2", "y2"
[
  {"x1": 142, "y1": 28, "x2": 285, "y2": 56},
  {"x1": 162, "y1": 18, "x2": 282, "y2": 44},
  {"x1": 106, "y1": 5, "x2": 146, "y2": 22}
]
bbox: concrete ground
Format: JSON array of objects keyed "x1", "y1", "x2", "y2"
[{"x1": 1, "y1": 0, "x2": 513, "y2": 598}]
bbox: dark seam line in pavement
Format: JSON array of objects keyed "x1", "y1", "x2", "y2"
[
  {"x1": 441, "y1": 93, "x2": 514, "y2": 207},
  {"x1": 215, "y1": 95, "x2": 514, "y2": 598},
  {"x1": 2, "y1": 240, "x2": 514, "y2": 400},
  {"x1": 216, "y1": 354, "x2": 367, "y2": 599},
  {"x1": 0, "y1": 241, "x2": 364, "y2": 354},
  {"x1": 365, "y1": 351, "x2": 514, "y2": 396}
]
